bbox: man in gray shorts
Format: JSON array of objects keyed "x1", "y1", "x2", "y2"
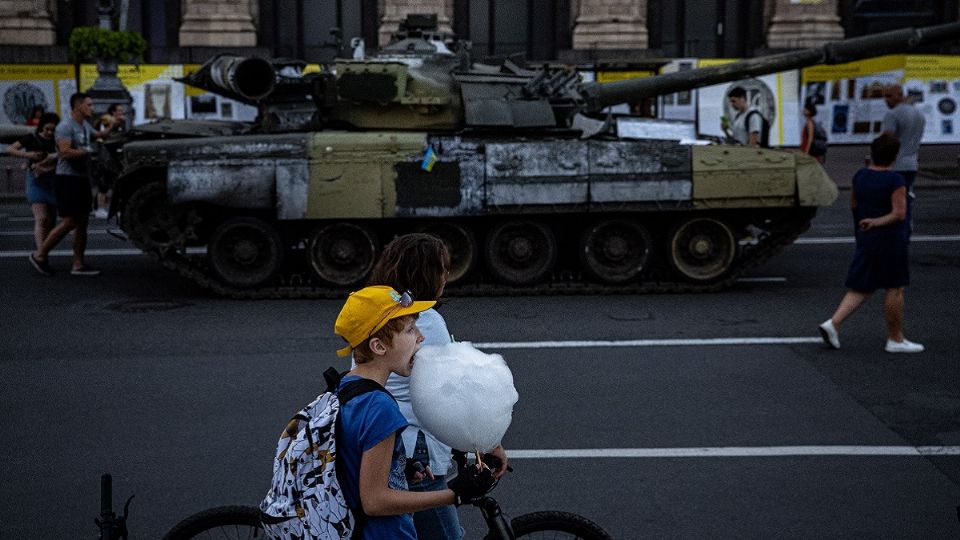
[{"x1": 29, "y1": 92, "x2": 100, "y2": 276}]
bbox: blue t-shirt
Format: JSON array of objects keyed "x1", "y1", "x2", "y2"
[{"x1": 337, "y1": 376, "x2": 415, "y2": 540}]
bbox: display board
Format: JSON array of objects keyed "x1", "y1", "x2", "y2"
[
  {"x1": 801, "y1": 55, "x2": 960, "y2": 144},
  {"x1": 0, "y1": 65, "x2": 74, "y2": 123}
]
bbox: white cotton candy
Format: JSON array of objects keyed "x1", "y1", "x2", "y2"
[{"x1": 410, "y1": 342, "x2": 518, "y2": 453}]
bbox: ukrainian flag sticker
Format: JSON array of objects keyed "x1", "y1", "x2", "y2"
[{"x1": 421, "y1": 144, "x2": 438, "y2": 172}]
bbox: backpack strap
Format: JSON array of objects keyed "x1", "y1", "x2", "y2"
[
  {"x1": 332, "y1": 373, "x2": 394, "y2": 540},
  {"x1": 338, "y1": 377, "x2": 393, "y2": 405}
]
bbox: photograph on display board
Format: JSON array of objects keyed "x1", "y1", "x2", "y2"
[
  {"x1": 831, "y1": 104, "x2": 849, "y2": 134},
  {"x1": 805, "y1": 81, "x2": 826, "y2": 105},
  {"x1": 145, "y1": 83, "x2": 172, "y2": 119}
]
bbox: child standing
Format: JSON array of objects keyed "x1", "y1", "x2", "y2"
[
  {"x1": 332, "y1": 286, "x2": 495, "y2": 539},
  {"x1": 367, "y1": 234, "x2": 508, "y2": 540}
]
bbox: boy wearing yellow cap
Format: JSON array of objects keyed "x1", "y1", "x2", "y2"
[{"x1": 333, "y1": 286, "x2": 493, "y2": 540}]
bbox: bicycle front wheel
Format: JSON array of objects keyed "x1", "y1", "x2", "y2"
[
  {"x1": 161, "y1": 505, "x2": 264, "y2": 540},
  {"x1": 508, "y1": 510, "x2": 613, "y2": 540}
]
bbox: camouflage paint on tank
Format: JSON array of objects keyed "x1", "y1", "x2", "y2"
[
  {"x1": 795, "y1": 152, "x2": 838, "y2": 206},
  {"x1": 690, "y1": 146, "x2": 797, "y2": 209},
  {"x1": 160, "y1": 134, "x2": 311, "y2": 213},
  {"x1": 332, "y1": 58, "x2": 462, "y2": 130},
  {"x1": 305, "y1": 131, "x2": 426, "y2": 219}
]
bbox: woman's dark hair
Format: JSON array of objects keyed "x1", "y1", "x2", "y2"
[
  {"x1": 803, "y1": 101, "x2": 817, "y2": 117},
  {"x1": 367, "y1": 233, "x2": 450, "y2": 301},
  {"x1": 871, "y1": 133, "x2": 900, "y2": 167},
  {"x1": 36, "y1": 112, "x2": 60, "y2": 133}
]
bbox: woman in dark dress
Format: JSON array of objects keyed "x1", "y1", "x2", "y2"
[{"x1": 818, "y1": 133, "x2": 923, "y2": 353}]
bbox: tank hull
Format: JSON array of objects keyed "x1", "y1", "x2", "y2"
[{"x1": 113, "y1": 130, "x2": 834, "y2": 297}]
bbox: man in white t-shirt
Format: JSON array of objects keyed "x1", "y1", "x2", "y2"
[{"x1": 721, "y1": 86, "x2": 763, "y2": 147}]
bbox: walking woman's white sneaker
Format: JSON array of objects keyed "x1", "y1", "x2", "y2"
[
  {"x1": 885, "y1": 339, "x2": 924, "y2": 353},
  {"x1": 818, "y1": 319, "x2": 840, "y2": 349}
]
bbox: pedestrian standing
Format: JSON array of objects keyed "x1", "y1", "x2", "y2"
[
  {"x1": 881, "y1": 84, "x2": 925, "y2": 200},
  {"x1": 7, "y1": 112, "x2": 60, "y2": 251},
  {"x1": 801, "y1": 101, "x2": 827, "y2": 164},
  {"x1": 25, "y1": 105, "x2": 45, "y2": 126},
  {"x1": 366, "y1": 233, "x2": 508, "y2": 540},
  {"x1": 92, "y1": 104, "x2": 126, "y2": 218},
  {"x1": 721, "y1": 86, "x2": 763, "y2": 147},
  {"x1": 28, "y1": 92, "x2": 100, "y2": 277},
  {"x1": 818, "y1": 133, "x2": 923, "y2": 354}
]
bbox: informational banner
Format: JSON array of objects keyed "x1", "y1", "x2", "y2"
[
  {"x1": 801, "y1": 55, "x2": 904, "y2": 144},
  {"x1": 0, "y1": 64, "x2": 74, "y2": 123},
  {"x1": 697, "y1": 59, "x2": 801, "y2": 147},
  {"x1": 799, "y1": 55, "x2": 960, "y2": 143},
  {"x1": 902, "y1": 56, "x2": 960, "y2": 143}
]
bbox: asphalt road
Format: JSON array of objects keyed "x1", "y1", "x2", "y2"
[{"x1": 1, "y1": 186, "x2": 959, "y2": 539}]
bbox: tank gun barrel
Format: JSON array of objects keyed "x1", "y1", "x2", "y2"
[
  {"x1": 179, "y1": 54, "x2": 277, "y2": 104},
  {"x1": 580, "y1": 21, "x2": 960, "y2": 113}
]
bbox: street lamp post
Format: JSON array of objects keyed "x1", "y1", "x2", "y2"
[{"x1": 88, "y1": 0, "x2": 134, "y2": 129}]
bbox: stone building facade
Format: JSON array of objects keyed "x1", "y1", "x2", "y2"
[{"x1": 0, "y1": 0, "x2": 956, "y2": 64}]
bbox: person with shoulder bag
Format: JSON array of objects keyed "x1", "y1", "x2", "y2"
[{"x1": 801, "y1": 101, "x2": 828, "y2": 163}]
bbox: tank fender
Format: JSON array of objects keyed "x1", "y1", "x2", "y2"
[{"x1": 795, "y1": 153, "x2": 838, "y2": 207}]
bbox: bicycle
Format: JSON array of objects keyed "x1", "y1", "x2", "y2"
[
  {"x1": 162, "y1": 499, "x2": 611, "y2": 540},
  {"x1": 160, "y1": 458, "x2": 612, "y2": 540}
]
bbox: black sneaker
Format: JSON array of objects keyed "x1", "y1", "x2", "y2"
[
  {"x1": 29, "y1": 254, "x2": 54, "y2": 276},
  {"x1": 70, "y1": 265, "x2": 101, "y2": 276}
]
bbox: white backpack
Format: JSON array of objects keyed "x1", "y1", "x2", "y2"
[{"x1": 260, "y1": 368, "x2": 387, "y2": 540}]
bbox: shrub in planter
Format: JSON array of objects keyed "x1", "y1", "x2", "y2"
[{"x1": 68, "y1": 26, "x2": 147, "y2": 63}]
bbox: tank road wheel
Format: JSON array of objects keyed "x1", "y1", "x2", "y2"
[
  {"x1": 580, "y1": 219, "x2": 652, "y2": 284},
  {"x1": 308, "y1": 223, "x2": 378, "y2": 286},
  {"x1": 485, "y1": 220, "x2": 557, "y2": 286},
  {"x1": 419, "y1": 222, "x2": 477, "y2": 284},
  {"x1": 668, "y1": 217, "x2": 737, "y2": 282},
  {"x1": 207, "y1": 217, "x2": 284, "y2": 289},
  {"x1": 122, "y1": 182, "x2": 198, "y2": 253}
]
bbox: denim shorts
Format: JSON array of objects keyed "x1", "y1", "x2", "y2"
[{"x1": 26, "y1": 170, "x2": 57, "y2": 206}]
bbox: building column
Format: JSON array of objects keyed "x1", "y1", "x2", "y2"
[
  {"x1": 766, "y1": 0, "x2": 844, "y2": 49},
  {"x1": 179, "y1": 0, "x2": 257, "y2": 47},
  {"x1": 0, "y1": 0, "x2": 55, "y2": 45},
  {"x1": 572, "y1": 0, "x2": 648, "y2": 50},
  {"x1": 379, "y1": 0, "x2": 453, "y2": 47}
]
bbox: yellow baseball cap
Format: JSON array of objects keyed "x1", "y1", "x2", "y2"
[{"x1": 334, "y1": 286, "x2": 436, "y2": 357}]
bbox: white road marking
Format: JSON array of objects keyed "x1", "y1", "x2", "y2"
[
  {"x1": 0, "y1": 247, "x2": 206, "y2": 257},
  {"x1": 507, "y1": 446, "x2": 960, "y2": 458},
  {"x1": 474, "y1": 337, "x2": 821, "y2": 349},
  {"x1": 737, "y1": 277, "x2": 787, "y2": 283},
  {"x1": 0, "y1": 230, "x2": 111, "y2": 236},
  {"x1": 796, "y1": 234, "x2": 960, "y2": 244}
]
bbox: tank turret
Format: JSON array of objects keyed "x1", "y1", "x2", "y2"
[
  {"x1": 106, "y1": 19, "x2": 960, "y2": 298},
  {"x1": 178, "y1": 19, "x2": 960, "y2": 132}
]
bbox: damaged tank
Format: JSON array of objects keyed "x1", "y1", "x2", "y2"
[{"x1": 107, "y1": 16, "x2": 960, "y2": 297}]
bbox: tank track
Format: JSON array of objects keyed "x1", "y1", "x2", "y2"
[{"x1": 128, "y1": 215, "x2": 811, "y2": 299}]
